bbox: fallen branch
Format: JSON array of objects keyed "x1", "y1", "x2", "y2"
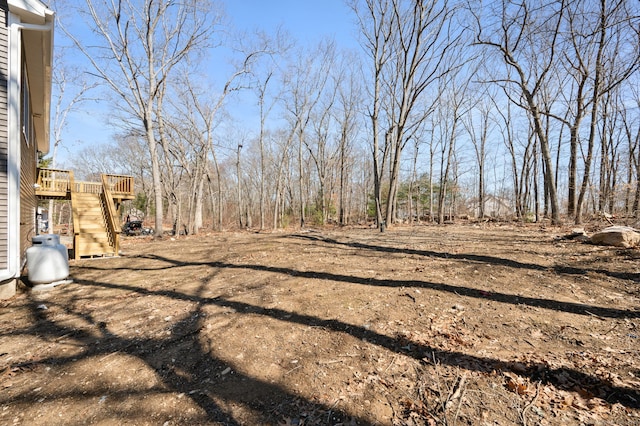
[
  {"x1": 445, "y1": 374, "x2": 466, "y2": 410},
  {"x1": 520, "y1": 381, "x2": 540, "y2": 426}
]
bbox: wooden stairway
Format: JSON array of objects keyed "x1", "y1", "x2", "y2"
[
  {"x1": 36, "y1": 169, "x2": 133, "y2": 260},
  {"x1": 71, "y1": 192, "x2": 116, "y2": 258}
]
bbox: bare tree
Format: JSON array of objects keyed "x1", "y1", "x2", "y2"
[
  {"x1": 71, "y1": 143, "x2": 125, "y2": 179},
  {"x1": 623, "y1": 84, "x2": 640, "y2": 217},
  {"x1": 114, "y1": 133, "x2": 153, "y2": 219},
  {"x1": 351, "y1": 0, "x2": 463, "y2": 230},
  {"x1": 574, "y1": 0, "x2": 640, "y2": 223},
  {"x1": 270, "y1": 128, "x2": 296, "y2": 230},
  {"x1": 473, "y1": 0, "x2": 565, "y2": 225},
  {"x1": 50, "y1": 62, "x2": 96, "y2": 170},
  {"x1": 334, "y1": 52, "x2": 362, "y2": 225},
  {"x1": 491, "y1": 93, "x2": 530, "y2": 220},
  {"x1": 47, "y1": 49, "x2": 97, "y2": 232},
  {"x1": 280, "y1": 41, "x2": 335, "y2": 228},
  {"x1": 160, "y1": 91, "x2": 211, "y2": 235},
  {"x1": 435, "y1": 73, "x2": 471, "y2": 223},
  {"x1": 62, "y1": 0, "x2": 216, "y2": 237},
  {"x1": 252, "y1": 30, "x2": 291, "y2": 230},
  {"x1": 464, "y1": 92, "x2": 494, "y2": 219},
  {"x1": 255, "y1": 72, "x2": 275, "y2": 230},
  {"x1": 350, "y1": 0, "x2": 392, "y2": 229}
]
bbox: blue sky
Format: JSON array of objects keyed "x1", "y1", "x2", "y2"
[
  {"x1": 225, "y1": 0, "x2": 357, "y2": 45},
  {"x1": 54, "y1": 0, "x2": 358, "y2": 166}
]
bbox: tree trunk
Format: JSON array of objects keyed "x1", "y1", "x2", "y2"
[
  {"x1": 385, "y1": 136, "x2": 402, "y2": 225},
  {"x1": 237, "y1": 145, "x2": 244, "y2": 229},
  {"x1": 576, "y1": 0, "x2": 607, "y2": 225},
  {"x1": 194, "y1": 175, "x2": 204, "y2": 234}
]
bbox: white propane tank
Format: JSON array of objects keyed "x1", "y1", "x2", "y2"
[{"x1": 26, "y1": 235, "x2": 69, "y2": 284}]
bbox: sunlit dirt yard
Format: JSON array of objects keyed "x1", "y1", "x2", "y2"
[{"x1": 1, "y1": 223, "x2": 639, "y2": 425}]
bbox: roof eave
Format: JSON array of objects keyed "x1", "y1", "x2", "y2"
[{"x1": 9, "y1": 1, "x2": 54, "y2": 154}]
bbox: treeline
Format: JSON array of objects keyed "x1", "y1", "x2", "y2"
[{"x1": 51, "y1": 0, "x2": 639, "y2": 233}]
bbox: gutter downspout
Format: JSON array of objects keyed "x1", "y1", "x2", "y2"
[{"x1": 0, "y1": 13, "x2": 54, "y2": 283}]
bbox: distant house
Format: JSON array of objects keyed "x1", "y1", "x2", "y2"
[
  {"x1": 0, "y1": 1, "x2": 54, "y2": 298},
  {"x1": 467, "y1": 194, "x2": 514, "y2": 219}
]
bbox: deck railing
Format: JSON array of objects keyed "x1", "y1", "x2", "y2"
[
  {"x1": 105, "y1": 174, "x2": 134, "y2": 198},
  {"x1": 36, "y1": 168, "x2": 72, "y2": 194},
  {"x1": 36, "y1": 169, "x2": 134, "y2": 199},
  {"x1": 74, "y1": 181, "x2": 103, "y2": 194}
]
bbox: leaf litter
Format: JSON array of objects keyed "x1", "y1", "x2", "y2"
[{"x1": 0, "y1": 223, "x2": 638, "y2": 425}]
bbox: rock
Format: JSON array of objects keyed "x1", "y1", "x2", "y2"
[
  {"x1": 558, "y1": 229, "x2": 589, "y2": 242},
  {"x1": 589, "y1": 226, "x2": 640, "y2": 248}
]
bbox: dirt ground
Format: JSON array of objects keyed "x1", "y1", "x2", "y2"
[{"x1": 1, "y1": 223, "x2": 639, "y2": 425}]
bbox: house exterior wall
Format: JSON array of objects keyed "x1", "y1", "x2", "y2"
[
  {"x1": 19, "y1": 123, "x2": 36, "y2": 258},
  {"x1": 19, "y1": 40, "x2": 36, "y2": 256},
  {"x1": 0, "y1": 2, "x2": 8, "y2": 271},
  {"x1": 0, "y1": 1, "x2": 53, "y2": 297}
]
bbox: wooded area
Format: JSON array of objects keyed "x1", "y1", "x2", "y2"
[{"x1": 49, "y1": 0, "x2": 640, "y2": 234}]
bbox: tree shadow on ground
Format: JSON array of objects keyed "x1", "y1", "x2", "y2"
[
  {"x1": 290, "y1": 233, "x2": 640, "y2": 282},
  {"x1": 84, "y1": 251, "x2": 636, "y2": 320},
  {"x1": 15, "y1": 240, "x2": 637, "y2": 424},
  {"x1": 74, "y1": 253, "x2": 640, "y2": 410},
  {"x1": 2, "y1": 283, "x2": 366, "y2": 425}
]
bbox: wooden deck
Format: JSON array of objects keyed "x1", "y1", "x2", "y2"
[
  {"x1": 36, "y1": 169, "x2": 135, "y2": 201},
  {"x1": 36, "y1": 168, "x2": 135, "y2": 259}
]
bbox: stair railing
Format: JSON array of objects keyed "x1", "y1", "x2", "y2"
[
  {"x1": 68, "y1": 170, "x2": 81, "y2": 260},
  {"x1": 101, "y1": 174, "x2": 120, "y2": 255}
]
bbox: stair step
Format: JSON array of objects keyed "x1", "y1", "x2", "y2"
[
  {"x1": 74, "y1": 204, "x2": 103, "y2": 211},
  {"x1": 74, "y1": 204, "x2": 100, "y2": 210},
  {"x1": 71, "y1": 190, "x2": 119, "y2": 258},
  {"x1": 78, "y1": 213, "x2": 104, "y2": 224},
  {"x1": 74, "y1": 195, "x2": 102, "y2": 202},
  {"x1": 77, "y1": 225, "x2": 107, "y2": 233},
  {"x1": 77, "y1": 215, "x2": 104, "y2": 223},
  {"x1": 80, "y1": 240, "x2": 112, "y2": 247},
  {"x1": 74, "y1": 209, "x2": 102, "y2": 214},
  {"x1": 79, "y1": 245, "x2": 115, "y2": 256},
  {"x1": 78, "y1": 231, "x2": 108, "y2": 237},
  {"x1": 75, "y1": 210, "x2": 102, "y2": 215},
  {"x1": 77, "y1": 222, "x2": 104, "y2": 227},
  {"x1": 78, "y1": 232, "x2": 109, "y2": 241},
  {"x1": 74, "y1": 199, "x2": 102, "y2": 206}
]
